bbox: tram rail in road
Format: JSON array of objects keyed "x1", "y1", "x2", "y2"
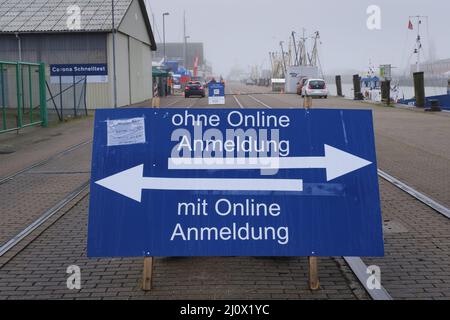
[
  {"x1": 0, "y1": 182, "x2": 89, "y2": 257},
  {"x1": 0, "y1": 139, "x2": 92, "y2": 185},
  {"x1": 221, "y1": 90, "x2": 450, "y2": 299},
  {"x1": 225, "y1": 96, "x2": 392, "y2": 300},
  {"x1": 0, "y1": 139, "x2": 93, "y2": 258},
  {"x1": 1, "y1": 94, "x2": 449, "y2": 300}
]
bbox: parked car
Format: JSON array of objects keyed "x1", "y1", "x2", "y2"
[
  {"x1": 185, "y1": 81, "x2": 205, "y2": 98},
  {"x1": 191, "y1": 76, "x2": 207, "y2": 88},
  {"x1": 296, "y1": 77, "x2": 309, "y2": 95},
  {"x1": 301, "y1": 79, "x2": 328, "y2": 98}
]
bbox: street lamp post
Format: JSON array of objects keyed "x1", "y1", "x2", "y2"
[
  {"x1": 184, "y1": 35, "x2": 190, "y2": 69},
  {"x1": 162, "y1": 12, "x2": 170, "y2": 63}
]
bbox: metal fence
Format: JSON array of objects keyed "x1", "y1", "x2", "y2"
[
  {"x1": 0, "y1": 61, "x2": 47, "y2": 134},
  {"x1": 46, "y1": 75, "x2": 88, "y2": 122}
]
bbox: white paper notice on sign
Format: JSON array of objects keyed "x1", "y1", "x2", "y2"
[{"x1": 107, "y1": 117, "x2": 146, "y2": 146}]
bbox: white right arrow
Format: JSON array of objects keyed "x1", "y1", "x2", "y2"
[{"x1": 168, "y1": 144, "x2": 372, "y2": 181}]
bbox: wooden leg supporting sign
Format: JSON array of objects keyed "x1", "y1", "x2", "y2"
[
  {"x1": 142, "y1": 256, "x2": 319, "y2": 291},
  {"x1": 308, "y1": 256, "x2": 320, "y2": 290},
  {"x1": 151, "y1": 97, "x2": 160, "y2": 108},
  {"x1": 142, "y1": 257, "x2": 153, "y2": 291},
  {"x1": 303, "y1": 96, "x2": 313, "y2": 109}
]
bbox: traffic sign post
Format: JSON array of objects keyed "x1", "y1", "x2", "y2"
[
  {"x1": 208, "y1": 83, "x2": 225, "y2": 105},
  {"x1": 88, "y1": 108, "x2": 384, "y2": 290}
]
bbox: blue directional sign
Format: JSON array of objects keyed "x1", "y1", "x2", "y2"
[
  {"x1": 208, "y1": 83, "x2": 225, "y2": 104},
  {"x1": 88, "y1": 108, "x2": 384, "y2": 257}
]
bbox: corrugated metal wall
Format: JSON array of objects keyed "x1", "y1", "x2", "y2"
[
  {"x1": 0, "y1": 31, "x2": 153, "y2": 110},
  {"x1": 0, "y1": 33, "x2": 107, "y2": 63},
  {"x1": 129, "y1": 36, "x2": 152, "y2": 104},
  {"x1": 0, "y1": 33, "x2": 110, "y2": 110},
  {"x1": 107, "y1": 32, "x2": 130, "y2": 108},
  {"x1": 108, "y1": 33, "x2": 152, "y2": 107}
]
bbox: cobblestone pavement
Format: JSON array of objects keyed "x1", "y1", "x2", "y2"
[
  {"x1": 374, "y1": 179, "x2": 450, "y2": 299},
  {"x1": 223, "y1": 85, "x2": 450, "y2": 299},
  {"x1": 0, "y1": 89, "x2": 369, "y2": 300},
  {"x1": 0, "y1": 143, "x2": 91, "y2": 246},
  {"x1": 1, "y1": 177, "x2": 447, "y2": 299},
  {"x1": 0, "y1": 193, "x2": 368, "y2": 300},
  {"x1": 253, "y1": 88, "x2": 450, "y2": 208},
  {"x1": 0, "y1": 116, "x2": 93, "y2": 178}
]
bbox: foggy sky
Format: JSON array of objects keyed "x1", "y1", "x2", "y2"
[{"x1": 147, "y1": 0, "x2": 450, "y2": 76}]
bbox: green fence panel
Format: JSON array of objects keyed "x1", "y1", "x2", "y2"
[
  {"x1": 0, "y1": 61, "x2": 47, "y2": 134},
  {"x1": 1, "y1": 63, "x2": 5, "y2": 131}
]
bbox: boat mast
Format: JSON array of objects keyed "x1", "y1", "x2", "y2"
[
  {"x1": 310, "y1": 31, "x2": 320, "y2": 67},
  {"x1": 299, "y1": 28, "x2": 307, "y2": 66},
  {"x1": 410, "y1": 15, "x2": 427, "y2": 73},
  {"x1": 279, "y1": 41, "x2": 287, "y2": 75},
  {"x1": 291, "y1": 31, "x2": 299, "y2": 66}
]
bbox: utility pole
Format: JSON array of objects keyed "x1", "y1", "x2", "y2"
[
  {"x1": 112, "y1": 0, "x2": 117, "y2": 108},
  {"x1": 410, "y1": 15, "x2": 427, "y2": 73},
  {"x1": 162, "y1": 12, "x2": 170, "y2": 63},
  {"x1": 184, "y1": 36, "x2": 190, "y2": 69},
  {"x1": 183, "y1": 11, "x2": 187, "y2": 68},
  {"x1": 268, "y1": 52, "x2": 274, "y2": 76}
]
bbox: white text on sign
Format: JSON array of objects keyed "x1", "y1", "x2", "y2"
[{"x1": 170, "y1": 198, "x2": 289, "y2": 245}]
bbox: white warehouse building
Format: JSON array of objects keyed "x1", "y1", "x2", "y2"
[{"x1": 0, "y1": 0, "x2": 157, "y2": 109}]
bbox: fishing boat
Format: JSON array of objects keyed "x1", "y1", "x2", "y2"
[
  {"x1": 397, "y1": 16, "x2": 450, "y2": 110},
  {"x1": 360, "y1": 62, "x2": 400, "y2": 103}
]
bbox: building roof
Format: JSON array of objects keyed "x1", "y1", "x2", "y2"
[{"x1": 0, "y1": 0, "x2": 156, "y2": 49}]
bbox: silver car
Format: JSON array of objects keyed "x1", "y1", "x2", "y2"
[{"x1": 301, "y1": 79, "x2": 328, "y2": 98}]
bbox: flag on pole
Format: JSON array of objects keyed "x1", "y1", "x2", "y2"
[{"x1": 408, "y1": 20, "x2": 414, "y2": 30}]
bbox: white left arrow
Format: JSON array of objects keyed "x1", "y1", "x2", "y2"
[{"x1": 95, "y1": 164, "x2": 303, "y2": 202}]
